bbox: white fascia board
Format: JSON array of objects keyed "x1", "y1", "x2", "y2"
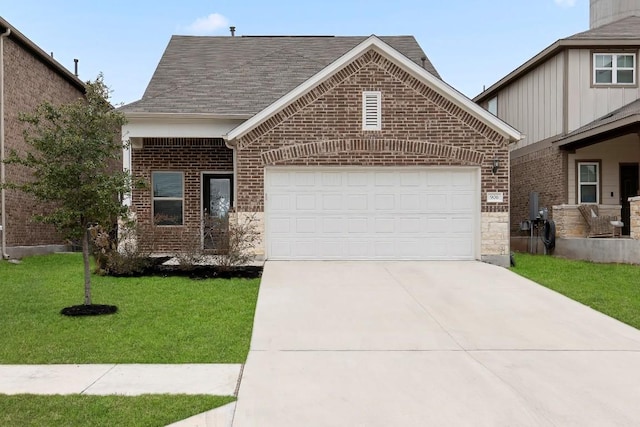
[
  {"x1": 123, "y1": 112, "x2": 252, "y2": 120},
  {"x1": 124, "y1": 116, "x2": 246, "y2": 139},
  {"x1": 226, "y1": 35, "x2": 522, "y2": 143}
]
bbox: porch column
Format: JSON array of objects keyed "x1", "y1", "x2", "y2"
[{"x1": 630, "y1": 196, "x2": 640, "y2": 240}]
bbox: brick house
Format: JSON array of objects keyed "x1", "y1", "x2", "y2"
[
  {"x1": 120, "y1": 34, "x2": 520, "y2": 266},
  {"x1": 0, "y1": 17, "x2": 86, "y2": 259},
  {"x1": 474, "y1": 0, "x2": 640, "y2": 245}
]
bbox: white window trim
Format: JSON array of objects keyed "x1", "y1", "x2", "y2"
[
  {"x1": 578, "y1": 162, "x2": 599, "y2": 205},
  {"x1": 362, "y1": 91, "x2": 382, "y2": 131},
  {"x1": 152, "y1": 171, "x2": 185, "y2": 226},
  {"x1": 593, "y1": 53, "x2": 636, "y2": 85}
]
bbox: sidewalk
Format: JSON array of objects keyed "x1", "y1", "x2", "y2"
[
  {"x1": 0, "y1": 364, "x2": 241, "y2": 395},
  {"x1": 0, "y1": 364, "x2": 241, "y2": 427}
]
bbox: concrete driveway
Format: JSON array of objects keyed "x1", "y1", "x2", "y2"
[{"x1": 232, "y1": 261, "x2": 640, "y2": 426}]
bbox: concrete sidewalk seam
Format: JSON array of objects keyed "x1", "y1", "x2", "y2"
[
  {"x1": 80, "y1": 364, "x2": 117, "y2": 395},
  {"x1": 234, "y1": 364, "x2": 244, "y2": 396}
]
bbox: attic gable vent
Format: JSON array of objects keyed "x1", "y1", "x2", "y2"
[{"x1": 362, "y1": 91, "x2": 382, "y2": 131}]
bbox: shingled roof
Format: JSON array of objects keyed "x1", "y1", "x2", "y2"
[
  {"x1": 555, "y1": 98, "x2": 640, "y2": 147},
  {"x1": 566, "y1": 15, "x2": 640, "y2": 40},
  {"x1": 120, "y1": 35, "x2": 439, "y2": 116}
]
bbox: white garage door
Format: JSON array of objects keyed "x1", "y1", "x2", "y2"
[{"x1": 265, "y1": 167, "x2": 479, "y2": 260}]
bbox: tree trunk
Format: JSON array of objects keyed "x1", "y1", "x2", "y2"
[{"x1": 82, "y1": 227, "x2": 92, "y2": 306}]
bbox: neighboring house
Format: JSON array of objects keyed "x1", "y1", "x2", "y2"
[
  {"x1": 475, "y1": 0, "x2": 640, "y2": 243},
  {"x1": 120, "y1": 33, "x2": 520, "y2": 266},
  {"x1": 0, "y1": 17, "x2": 86, "y2": 259}
]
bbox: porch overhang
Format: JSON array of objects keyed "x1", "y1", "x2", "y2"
[{"x1": 555, "y1": 115, "x2": 640, "y2": 150}]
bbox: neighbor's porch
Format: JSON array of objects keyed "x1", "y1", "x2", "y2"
[{"x1": 545, "y1": 197, "x2": 640, "y2": 264}]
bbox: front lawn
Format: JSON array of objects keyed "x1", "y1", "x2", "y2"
[
  {"x1": 0, "y1": 394, "x2": 234, "y2": 427},
  {"x1": 511, "y1": 253, "x2": 640, "y2": 329},
  {"x1": 0, "y1": 253, "x2": 260, "y2": 364}
]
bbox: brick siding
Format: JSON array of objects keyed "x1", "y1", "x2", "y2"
[
  {"x1": 510, "y1": 145, "x2": 567, "y2": 233},
  {"x1": 130, "y1": 138, "x2": 233, "y2": 253},
  {"x1": 235, "y1": 50, "x2": 509, "y2": 216},
  {"x1": 3, "y1": 37, "x2": 84, "y2": 247}
]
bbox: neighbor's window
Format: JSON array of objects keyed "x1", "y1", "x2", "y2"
[
  {"x1": 578, "y1": 162, "x2": 599, "y2": 204},
  {"x1": 362, "y1": 91, "x2": 382, "y2": 131},
  {"x1": 487, "y1": 96, "x2": 498, "y2": 115},
  {"x1": 593, "y1": 53, "x2": 636, "y2": 85},
  {"x1": 152, "y1": 171, "x2": 184, "y2": 225}
]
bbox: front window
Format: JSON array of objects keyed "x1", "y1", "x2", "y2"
[
  {"x1": 578, "y1": 162, "x2": 599, "y2": 204},
  {"x1": 152, "y1": 171, "x2": 184, "y2": 225},
  {"x1": 594, "y1": 53, "x2": 636, "y2": 85}
]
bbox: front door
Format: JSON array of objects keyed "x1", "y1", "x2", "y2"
[
  {"x1": 203, "y1": 174, "x2": 233, "y2": 250},
  {"x1": 620, "y1": 164, "x2": 639, "y2": 236}
]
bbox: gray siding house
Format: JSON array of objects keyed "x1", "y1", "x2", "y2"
[{"x1": 475, "y1": 0, "x2": 640, "y2": 252}]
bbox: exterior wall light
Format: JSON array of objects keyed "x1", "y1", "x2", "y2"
[{"x1": 492, "y1": 158, "x2": 500, "y2": 174}]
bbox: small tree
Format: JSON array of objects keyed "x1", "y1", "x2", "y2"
[{"x1": 3, "y1": 74, "x2": 129, "y2": 312}]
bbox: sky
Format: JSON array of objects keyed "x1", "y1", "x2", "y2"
[{"x1": 2, "y1": 0, "x2": 589, "y2": 105}]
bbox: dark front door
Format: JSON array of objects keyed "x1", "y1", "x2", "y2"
[
  {"x1": 203, "y1": 174, "x2": 233, "y2": 250},
  {"x1": 620, "y1": 164, "x2": 639, "y2": 236}
]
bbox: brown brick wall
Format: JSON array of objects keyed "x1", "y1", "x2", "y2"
[
  {"x1": 510, "y1": 145, "x2": 567, "y2": 233},
  {"x1": 131, "y1": 138, "x2": 233, "y2": 253},
  {"x1": 3, "y1": 37, "x2": 85, "y2": 247},
  {"x1": 236, "y1": 50, "x2": 509, "y2": 214}
]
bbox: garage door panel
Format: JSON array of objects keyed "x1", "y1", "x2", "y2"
[
  {"x1": 295, "y1": 218, "x2": 316, "y2": 233},
  {"x1": 347, "y1": 173, "x2": 368, "y2": 186},
  {"x1": 374, "y1": 240, "x2": 396, "y2": 257},
  {"x1": 347, "y1": 194, "x2": 368, "y2": 210},
  {"x1": 321, "y1": 172, "x2": 343, "y2": 186},
  {"x1": 374, "y1": 218, "x2": 395, "y2": 233},
  {"x1": 374, "y1": 172, "x2": 395, "y2": 186},
  {"x1": 322, "y1": 194, "x2": 343, "y2": 210},
  {"x1": 400, "y1": 171, "x2": 422, "y2": 186},
  {"x1": 269, "y1": 217, "x2": 292, "y2": 234},
  {"x1": 425, "y1": 217, "x2": 449, "y2": 233},
  {"x1": 426, "y1": 171, "x2": 450, "y2": 186},
  {"x1": 266, "y1": 168, "x2": 478, "y2": 260},
  {"x1": 451, "y1": 217, "x2": 474, "y2": 233},
  {"x1": 451, "y1": 193, "x2": 475, "y2": 211},
  {"x1": 425, "y1": 194, "x2": 448, "y2": 211},
  {"x1": 347, "y1": 240, "x2": 369, "y2": 257},
  {"x1": 295, "y1": 194, "x2": 316, "y2": 210},
  {"x1": 294, "y1": 172, "x2": 316, "y2": 186},
  {"x1": 398, "y1": 217, "x2": 422, "y2": 233},
  {"x1": 321, "y1": 217, "x2": 345, "y2": 233},
  {"x1": 375, "y1": 194, "x2": 395, "y2": 210},
  {"x1": 347, "y1": 217, "x2": 369, "y2": 233},
  {"x1": 400, "y1": 194, "x2": 421, "y2": 210},
  {"x1": 270, "y1": 194, "x2": 291, "y2": 211},
  {"x1": 452, "y1": 170, "x2": 474, "y2": 186}
]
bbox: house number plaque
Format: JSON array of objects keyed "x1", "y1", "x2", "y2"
[{"x1": 487, "y1": 192, "x2": 504, "y2": 203}]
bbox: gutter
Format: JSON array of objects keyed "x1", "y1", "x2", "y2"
[{"x1": 1, "y1": 27, "x2": 10, "y2": 259}]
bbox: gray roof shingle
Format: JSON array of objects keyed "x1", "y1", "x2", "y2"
[
  {"x1": 558, "y1": 98, "x2": 640, "y2": 143},
  {"x1": 120, "y1": 35, "x2": 438, "y2": 115}
]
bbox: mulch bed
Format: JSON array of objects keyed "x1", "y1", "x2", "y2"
[
  {"x1": 106, "y1": 257, "x2": 263, "y2": 279},
  {"x1": 61, "y1": 304, "x2": 118, "y2": 316}
]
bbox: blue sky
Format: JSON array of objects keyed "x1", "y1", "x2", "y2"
[{"x1": 3, "y1": 0, "x2": 588, "y2": 105}]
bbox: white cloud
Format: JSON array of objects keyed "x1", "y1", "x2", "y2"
[
  {"x1": 554, "y1": 0, "x2": 577, "y2": 7},
  {"x1": 185, "y1": 13, "x2": 230, "y2": 35}
]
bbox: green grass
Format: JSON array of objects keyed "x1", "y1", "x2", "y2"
[
  {"x1": 0, "y1": 253, "x2": 260, "y2": 364},
  {"x1": 511, "y1": 253, "x2": 640, "y2": 329},
  {"x1": 0, "y1": 394, "x2": 235, "y2": 427}
]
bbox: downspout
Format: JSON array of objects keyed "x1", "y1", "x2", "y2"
[{"x1": 0, "y1": 27, "x2": 11, "y2": 259}]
